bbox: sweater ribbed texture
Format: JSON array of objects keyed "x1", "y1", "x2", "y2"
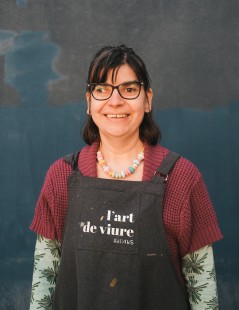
[{"x1": 30, "y1": 142, "x2": 223, "y2": 281}]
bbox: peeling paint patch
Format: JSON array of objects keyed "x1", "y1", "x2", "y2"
[
  {"x1": 0, "y1": 31, "x2": 17, "y2": 55},
  {"x1": 0, "y1": 31, "x2": 62, "y2": 107}
]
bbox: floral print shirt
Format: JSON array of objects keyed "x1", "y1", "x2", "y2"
[{"x1": 30, "y1": 236, "x2": 218, "y2": 310}]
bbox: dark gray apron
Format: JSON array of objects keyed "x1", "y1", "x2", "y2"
[{"x1": 53, "y1": 151, "x2": 190, "y2": 310}]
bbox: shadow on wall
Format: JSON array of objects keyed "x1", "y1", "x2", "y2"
[{"x1": 0, "y1": 30, "x2": 238, "y2": 309}]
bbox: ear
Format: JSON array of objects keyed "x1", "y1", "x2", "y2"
[
  {"x1": 86, "y1": 92, "x2": 91, "y2": 115},
  {"x1": 144, "y1": 88, "x2": 153, "y2": 112}
]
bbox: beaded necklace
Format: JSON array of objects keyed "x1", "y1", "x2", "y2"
[{"x1": 96, "y1": 148, "x2": 144, "y2": 179}]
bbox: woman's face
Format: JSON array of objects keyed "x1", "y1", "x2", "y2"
[{"x1": 86, "y1": 64, "x2": 153, "y2": 141}]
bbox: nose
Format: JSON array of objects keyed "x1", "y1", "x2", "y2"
[{"x1": 107, "y1": 88, "x2": 124, "y2": 106}]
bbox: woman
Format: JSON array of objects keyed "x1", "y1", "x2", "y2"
[{"x1": 30, "y1": 45, "x2": 222, "y2": 309}]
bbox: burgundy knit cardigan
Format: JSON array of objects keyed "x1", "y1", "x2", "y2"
[{"x1": 30, "y1": 142, "x2": 223, "y2": 282}]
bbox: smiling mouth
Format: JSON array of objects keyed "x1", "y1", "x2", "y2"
[{"x1": 105, "y1": 114, "x2": 129, "y2": 118}]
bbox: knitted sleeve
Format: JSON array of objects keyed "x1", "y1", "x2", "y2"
[
  {"x1": 179, "y1": 173, "x2": 223, "y2": 256},
  {"x1": 30, "y1": 168, "x2": 57, "y2": 240},
  {"x1": 30, "y1": 159, "x2": 71, "y2": 240}
]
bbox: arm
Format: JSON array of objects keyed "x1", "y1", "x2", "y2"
[
  {"x1": 182, "y1": 244, "x2": 219, "y2": 310},
  {"x1": 30, "y1": 235, "x2": 61, "y2": 310}
]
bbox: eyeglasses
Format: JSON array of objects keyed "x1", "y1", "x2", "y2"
[{"x1": 87, "y1": 81, "x2": 144, "y2": 100}]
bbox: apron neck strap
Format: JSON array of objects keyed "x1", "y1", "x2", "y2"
[
  {"x1": 63, "y1": 150, "x2": 180, "y2": 180},
  {"x1": 63, "y1": 151, "x2": 81, "y2": 172},
  {"x1": 152, "y1": 151, "x2": 180, "y2": 183}
]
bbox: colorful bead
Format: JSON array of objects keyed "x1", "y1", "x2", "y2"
[
  {"x1": 138, "y1": 153, "x2": 144, "y2": 161},
  {"x1": 97, "y1": 148, "x2": 144, "y2": 179},
  {"x1": 126, "y1": 170, "x2": 131, "y2": 176},
  {"x1": 103, "y1": 166, "x2": 110, "y2": 172}
]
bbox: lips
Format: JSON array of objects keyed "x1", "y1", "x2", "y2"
[{"x1": 105, "y1": 114, "x2": 129, "y2": 118}]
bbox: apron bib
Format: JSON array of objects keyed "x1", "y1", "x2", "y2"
[{"x1": 53, "y1": 152, "x2": 190, "y2": 310}]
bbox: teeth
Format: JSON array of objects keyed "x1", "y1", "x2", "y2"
[{"x1": 106, "y1": 114, "x2": 129, "y2": 118}]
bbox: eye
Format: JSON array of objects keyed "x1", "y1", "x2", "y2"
[
  {"x1": 95, "y1": 85, "x2": 107, "y2": 93},
  {"x1": 121, "y1": 83, "x2": 139, "y2": 94},
  {"x1": 126, "y1": 87, "x2": 136, "y2": 93}
]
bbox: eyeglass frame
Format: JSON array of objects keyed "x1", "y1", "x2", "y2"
[{"x1": 87, "y1": 81, "x2": 144, "y2": 101}]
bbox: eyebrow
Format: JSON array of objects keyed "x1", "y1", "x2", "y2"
[{"x1": 96, "y1": 80, "x2": 140, "y2": 86}]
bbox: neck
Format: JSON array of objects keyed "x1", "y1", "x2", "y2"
[{"x1": 99, "y1": 135, "x2": 144, "y2": 159}]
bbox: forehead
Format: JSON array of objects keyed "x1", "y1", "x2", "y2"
[{"x1": 105, "y1": 64, "x2": 138, "y2": 84}]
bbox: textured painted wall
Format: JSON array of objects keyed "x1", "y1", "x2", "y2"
[{"x1": 0, "y1": 1, "x2": 238, "y2": 309}]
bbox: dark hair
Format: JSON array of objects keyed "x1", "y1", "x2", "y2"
[{"x1": 82, "y1": 45, "x2": 161, "y2": 145}]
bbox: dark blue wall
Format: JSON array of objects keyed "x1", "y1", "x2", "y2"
[{"x1": 1, "y1": 1, "x2": 239, "y2": 309}]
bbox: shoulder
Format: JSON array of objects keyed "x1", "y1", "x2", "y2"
[
  {"x1": 144, "y1": 144, "x2": 202, "y2": 185},
  {"x1": 169, "y1": 158, "x2": 202, "y2": 201},
  {"x1": 147, "y1": 144, "x2": 201, "y2": 179},
  {"x1": 78, "y1": 142, "x2": 99, "y2": 177},
  {"x1": 154, "y1": 145, "x2": 203, "y2": 192},
  {"x1": 164, "y1": 152, "x2": 207, "y2": 213},
  {"x1": 46, "y1": 157, "x2": 72, "y2": 180},
  {"x1": 173, "y1": 156, "x2": 201, "y2": 184},
  {"x1": 46, "y1": 144, "x2": 91, "y2": 176},
  {"x1": 37, "y1": 158, "x2": 73, "y2": 200},
  {"x1": 43, "y1": 143, "x2": 97, "y2": 187}
]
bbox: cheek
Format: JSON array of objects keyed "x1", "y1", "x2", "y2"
[
  {"x1": 136, "y1": 102, "x2": 147, "y2": 115},
  {"x1": 90, "y1": 104, "x2": 104, "y2": 125},
  {"x1": 89, "y1": 102, "x2": 102, "y2": 114}
]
